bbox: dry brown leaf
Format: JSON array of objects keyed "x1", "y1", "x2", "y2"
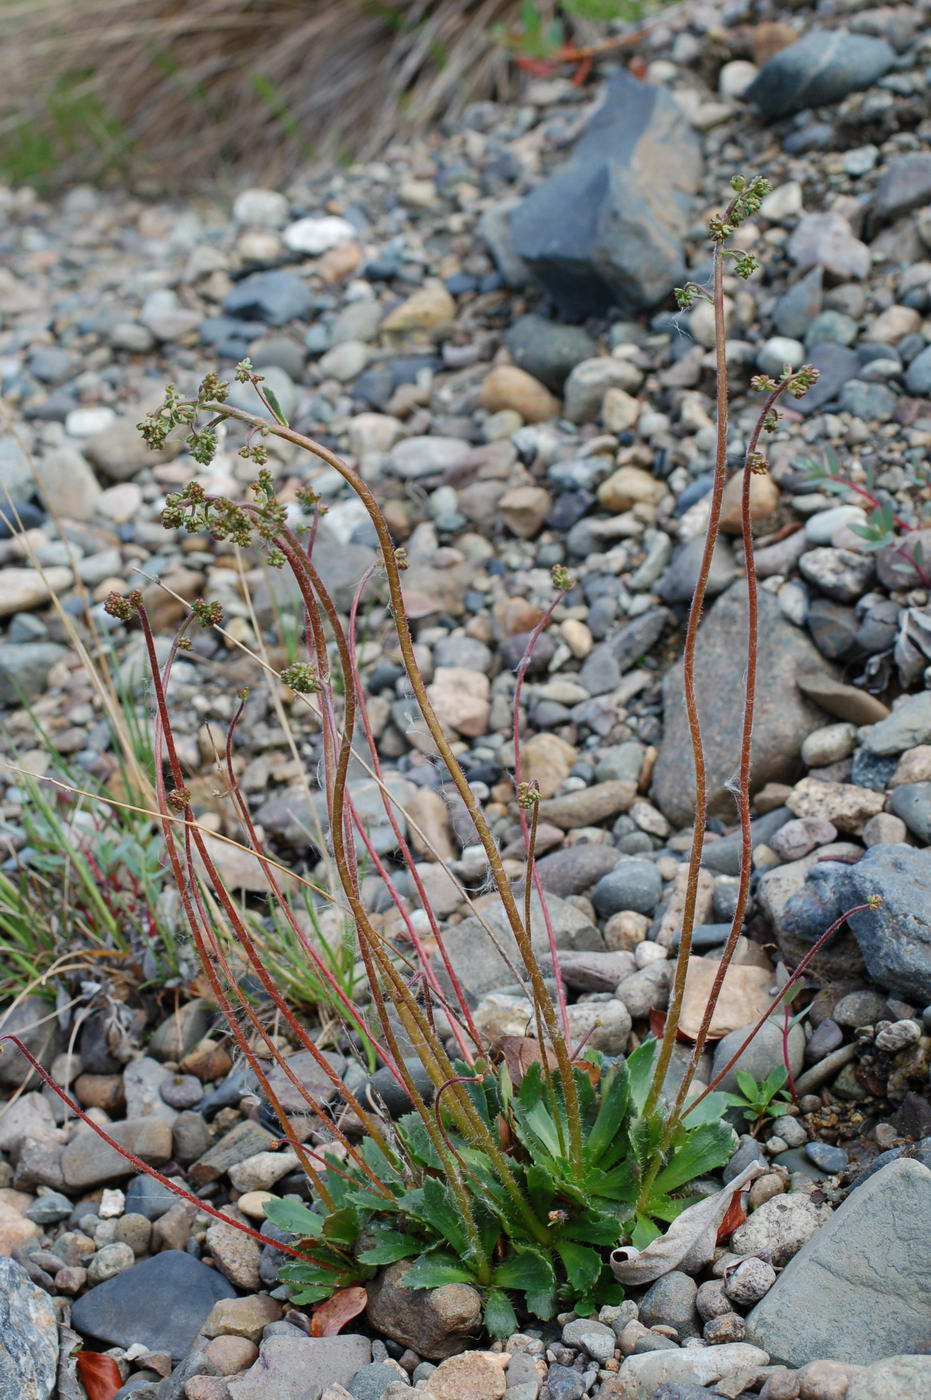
[
  {"x1": 678, "y1": 956, "x2": 774, "y2": 1040},
  {"x1": 609, "y1": 1161, "x2": 765, "y2": 1285},
  {"x1": 75, "y1": 1352, "x2": 122, "y2": 1400},
  {"x1": 310, "y1": 1285, "x2": 367, "y2": 1336}
]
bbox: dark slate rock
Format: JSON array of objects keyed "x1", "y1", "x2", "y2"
[
  {"x1": 849, "y1": 747, "x2": 898, "y2": 792},
  {"x1": 509, "y1": 70, "x2": 701, "y2": 319},
  {"x1": 669, "y1": 922, "x2": 731, "y2": 951},
  {"x1": 873, "y1": 153, "x2": 931, "y2": 222},
  {"x1": 504, "y1": 314, "x2": 598, "y2": 392},
  {"x1": 578, "y1": 607, "x2": 671, "y2": 695},
  {"x1": 360, "y1": 1061, "x2": 436, "y2": 1118},
  {"x1": 806, "y1": 599, "x2": 858, "y2": 661},
  {"x1": 698, "y1": 808, "x2": 792, "y2": 876},
  {"x1": 71, "y1": 1251, "x2": 236, "y2": 1359},
  {"x1": 223, "y1": 271, "x2": 313, "y2": 326},
  {"x1": 805, "y1": 1140, "x2": 848, "y2": 1174},
  {"x1": 887, "y1": 783, "x2": 931, "y2": 844},
  {"x1": 794, "y1": 343, "x2": 860, "y2": 416},
  {"x1": 0, "y1": 642, "x2": 68, "y2": 705},
  {"x1": 845, "y1": 845, "x2": 931, "y2": 1002},
  {"x1": 745, "y1": 30, "x2": 895, "y2": 120},
  {"x1": 905, "y1": 345, "x2": 931, "y2": 397},
  {"x1": 653, "y1": 584, "x2": 833, "y2": 827},
  {"x1": 542, "y1": 1364, "x2": 586, "y2": 1400},
  {"x1": 0, "y1": 500, "x2": 43, "y2": 539}
]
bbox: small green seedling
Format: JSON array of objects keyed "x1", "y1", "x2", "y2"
[{"x1": 724, "y1": 1066, "x2": 793, "y2": 1132}]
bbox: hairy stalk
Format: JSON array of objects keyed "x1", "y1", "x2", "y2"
[
  {"x1": 668, "y1": 380, "x2": 795, "y2": 1124},
  {"x1": 203, "y1": 400, "x2": 585, "y2": 1171},
  {"x1": 643, "y1": 244, "x2": 729, "y2": 1119}
]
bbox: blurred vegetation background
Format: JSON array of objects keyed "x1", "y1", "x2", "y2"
[{"x1": 0, "y1": 0, "x2": 656, "y2": 190}]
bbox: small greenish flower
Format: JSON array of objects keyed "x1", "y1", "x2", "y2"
[
  {"x1": 192, "y1": 600, "x2": 224, "y2": 627},
  {"x1": 234, "y1": 358, "x2": 255, "y2": 383},
  {"x1": 281, "y1": 663, "x2": 322, "y2": 694},
  {"x1": 551, "y1": 564, "x2": 574, "y2": 591},
  {"x1": 166, "y1": 786, "x2": 192, "y2": 814}
]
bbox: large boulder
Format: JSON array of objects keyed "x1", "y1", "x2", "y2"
[
  {"x1": 508, "y1": 70, "x2": 701, "y2": 319},
  {"x1": 652, "y1": 585, "x2": 833, "y2": 827},
  {"x1": 0, "y1": 1257, "x2": 58, "y2": 1400},
  {"x1": 843, "y1": 844, "x2": 931, "y2": 1004},
  {"x1": 747, "y1": 1159, "x2": 931, "y2": 1365}
]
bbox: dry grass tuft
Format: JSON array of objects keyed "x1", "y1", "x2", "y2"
[{"x1": 0, "y1": 0, "x2": 582, "y2": 188}]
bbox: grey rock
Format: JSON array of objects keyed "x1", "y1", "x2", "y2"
[
  {"x1": 0, "y1": 1257, "x2": 58, "y2": 1400},
  {"x1": 863, "y1": 693, "x2": 931, "y2": 755},
  {"x1": 533, "y1": 843, "x2": 621, "y2": 897},
  {"x1": 710, "y1": 1020, "x2": 804, "y2": 1094},
  {"x1": 228, "y1": 1335, "x2": 371, "y2": 1400},
  {"x1": 887, "y1": 782, "x2": 931, "y2": 843},
  {"x1": 745, "y1": 30, "x2": 895, "y2": 119},
  {"x1": 657, "y1": 536, "x2": 735, "y2": 605},
  {"x1": 224, "y1": 270, "x2": 313, "y2": 326},
  {"x1": 0, "y1": 435, "x2": 34, "y2": 505},
  {"x1": 433, "y1": 890, "x2": 601, "y2": 1001},
  {"x1": 731, "y1": 1192, "x2": 829, "y2": 1267},
  {"x1": 833, "y1": 990, "x2": 887, "y2": 1028},
  {"x1": 773, "y1": 265, "x2": 823, "y2": 339},
  {"x1": 617, "y1": 1344, "x2": 769, "y2": 1399},
  {"x1": 556, "y1": 948, "x2": 636, "y2": 992},
  {"x1": 638, "y1": 1271, "x2": 699, "y2": 1338},
  {"x1": 562, "y1": 1316, "x2": 616, "y2": 1361},
  {"x1": 510, "y1": 70, "x2": 701, "y2": 319},
  {"x1": 844, "y1": 845, "x2": 931, "y2": 1003},
  {"x1": 798, "y1": 547, "x2": 875, "y2": 604},
  {"x1": 838, "y1": 380, "x2": 898, "y2": 421},
  {"x1": 504, "y1": 315, "x2": 597, "y2": 393},
  {"x1": 0, "y1": 642, "x2": 67, "y2": 704},
  {"x1": 614, "y1": 962, "x2": 672, "y2": 1018},
  {"x1": 746, "y1": 1159, "x2": 931, "y2": 1365},
  {"x1": 72, "y1": 1250, "x2": 236, "y2": 1359},
  {"x1": 873, "y1": 153, "x2": 931, "y2": 222},
  {"x1": 61, "y1": 1117, "x2": 172, "y2": 1189},
  {"x1": 723, "y1": 1257, "x2": 776, "y2": 1306},
  {"x1": 700, "y1": 808, "x2": 791, "y2": 876},
  {"x1": 579, "y1": 608, "x2": 671, "y2": 695},
  {"x1": 848, "y1": 1356, "x2": 931, "y2": 1400},
  {"x1": 795, "y1": 343, "x2": 861, "y2": 416},
  {"x1": 0, "y1": 995, "x2": 62, "y2": 1090},
  {"x1": 904, "y1": 344, "x2": 931, "y2": 396},
  {"x1": 592, "y1": 859, "x2": 662, "y2": 917},
  {"x1": 652, "y1": 587, "x2": 833, "y2": 826},
  {"x1": 804, "y1": 1141, "x2": 848, "y2": 1174},
  {"x1": 125, "y1": 1174, "x2": 183, "y2": 1221},
  {"x1": 148, "y1": 998, "x2": 215, "y2": 1061},
  {"x1": 350, "y1": 1362, "x2": 405, "y2": 1400}
]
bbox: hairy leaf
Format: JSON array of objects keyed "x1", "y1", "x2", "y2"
[
  {"x1": 484, "y1": 1287, "x2": 519, "y2": 1340},
  {"x1": 401, "y1": 1252, "x2": 478, "y2": 1289},
  {"x1": 556, "y1": 1240, "x2": 602, "y2": 1295},
  {"x1": 263, "y1": 1198, "x2": 325, "y2": 1238}
]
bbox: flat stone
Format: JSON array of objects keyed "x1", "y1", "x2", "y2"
[
  {"x1": 652, "y1": 586, "x2": 834, "y2": 826},
  {"x1": 617, "y1": 1343, "x2": 769, "y2": 1399},
  {"x1": 843, "y1": 844, "x2": 931, "y2": 1003},
  {"x1": 61, "y1": 1118, "x2": 173, "y2": 1190},
  {"x1": 228, "y1": 1336, "x2": 371, "y2": 1400},
  {"x1": 847, "y1": 1355, "x2": 931, "y2": 1400},
  {"x1": 746, "y1": 1159, "x2": 931, "y2": 1365},
  {"x1": 539, "y1": 781, "x2": 636, "y2": 829},
  {"x1": 71, "y1": 1250, "x2": 236, "y2": 1360}
]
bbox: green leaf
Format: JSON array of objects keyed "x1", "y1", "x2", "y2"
[
  {"x1": 626, "y1": 1039, "x2": 657, "y2": 1115},
  {"x1": 767, "y1": 1102, "x2": 792, "y2": 1118},
  {"x1": 398, "y1": 1179, "x2": 467, "y2": 1255},
  {"x1": 652, "y1": 1122, "x2": 733, "y2": 1196},
  {"x1": 681, "y1": 1091, "x2": 737, "y2": 1126},
  {"x1": 586, "y1": 1061, "x2": 630, "y2": 1165},
  {"x1": 322, "y1": 1206, "x2": 361, "y2": 1247},
  {"x1": 560, "y1": 1210, "x2": 623, "y2": 1247},
  {"x1": 396, "y1": 1112, "x2": 442, "y2": 1171},
  {"x1": 631, "y1": 1213, "x2": 662, "y2": 1250},
  {"x1": 484, "y1": 1288, "x2": 518, "y2": 1340},
  {"x1": 263, "y1": 385, "x2": 289, "y2": 425},
  {"x1": 526, "y1": 1163, "x2": 556, "y2": 1217},
  {"x1": 630, "y1": 1111, "x2": 662, "y2": 1167},
  {"x1": 735, "y1": 1070, "x2": 759, "y2": 1103},
  {"x1": 262, "y1": 1198, "x2": 324, "y2": 1237},
  {"x1": 493, "y1": 1246, "x2": 556, "y2": 1319},
  {"x1": 356, "y1": 1230, "x2": 424, "y2": 1266},
  {"x1": 402, "y1": 1252, "x2": 479, "y2": 1289},
  {"x1": 763, "y1": 1065, "x2": 788, "y2": 1095},
  {"x1": 289, "y1": 1284, "x2": 333, "y2": 1303},
  {"x1": 556, "y1": 1240, "x2": 602, "y2": 1296}
]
